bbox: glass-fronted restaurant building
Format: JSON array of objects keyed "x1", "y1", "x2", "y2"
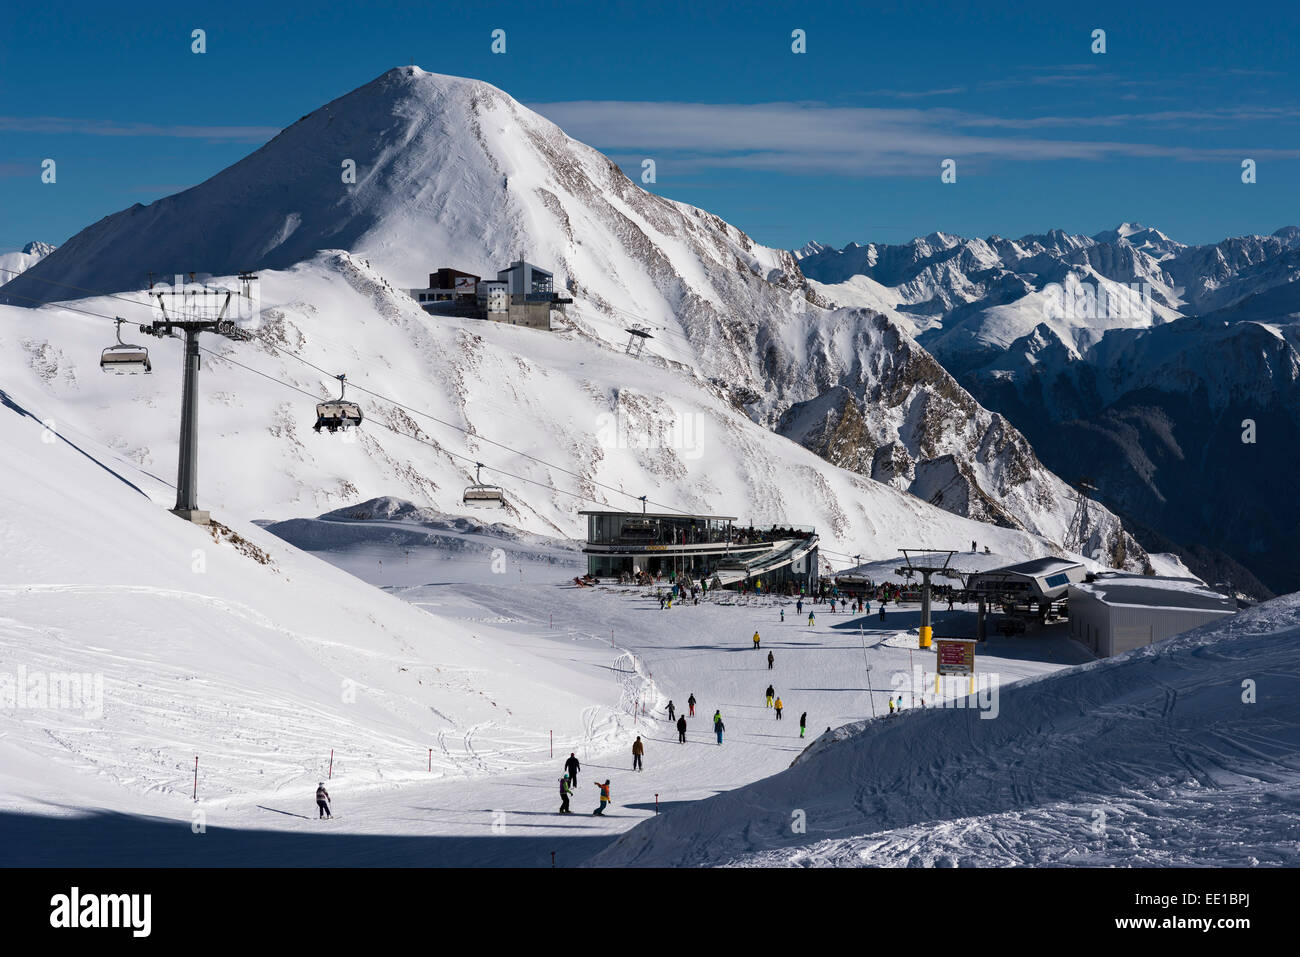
[{"x1": 580, "y1": 510, "x2": 819, "y2": 590}]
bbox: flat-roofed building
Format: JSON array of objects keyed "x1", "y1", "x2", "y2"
[{"x1": 1068, "y1": 573, "x2": 1236, "y2": 658}]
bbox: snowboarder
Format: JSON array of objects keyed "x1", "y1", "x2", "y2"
[
  {"x1": 774, "y1": 696, "x2": 784, "y2": 720},
  {"x1": 667, "y1": 700, "x2": 675, "y2": 721},
  {"x1": 780, "y1": 608, "x2": 785, "y2": 622},
  {"x1": 715, "y1": 718, "x2": 725, "y2": 744},
  {"x1": 316, "y1": 782, "x2": 331, "y2": 819},
  {"x1": 564, "y1": 752, "x2": 580, "y2": 789},
  {"x1": 752, "y1": 630, "x2": 761, "y2": 650},
  {"x1": 799, "y1": 712, "x2": 807, "y2": 738},
  {"x1": 632, "y1": 736, "x2": 645, "y2": 771},
  {"x1": 677, "y1": 715, "x2": 687, "y2": 743},
  {"x1": 765, "y1": 684, "x2": 775, "y2": 708},
  {"x1": 688, "y1": 694, "x2": 697, "y2": 717},
  {"x1": 767, "y1": 650, "x2": 775, "y2": 670},
  {"x1": 559, "y1": 774, "x2": 572, "y2": 814},
  {"x1": 593, "y1": 779, "x2": 611, "y2": 815}
]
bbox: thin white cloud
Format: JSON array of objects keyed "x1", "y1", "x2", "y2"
[
  {"x1": 0, "y1": 116, "x2": 279, "y2": 142},
  {"x1": 529, "y1": 100, "x2": 1300, "y2": 176}
]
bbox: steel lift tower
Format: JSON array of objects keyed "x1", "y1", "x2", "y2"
[
  {"x1": 139, "y1": 279, "x2": 252, "y2": 525},
  {"x1": 895, "y1": 549, "x2": 957, "y2": 649}
]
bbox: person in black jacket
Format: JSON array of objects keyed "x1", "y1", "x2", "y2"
[
  {"x1": 667, "y1": 700, "x2": 675, "y2": 721},
  {"x1": 316, "y1": 783, "x2": 331, "y2": 819},
  {"x1": 676, "y1": 715, "x2": 687, "y2": 743},
  {"x1": 564, "y1": 752, "x2": 580, "y2": 789}
]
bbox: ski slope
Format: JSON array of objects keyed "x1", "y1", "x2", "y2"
[
  {"x1": 0, "y1": 373, "x2": 1106, "y2": 864},
  {"x1": 593, "y1": 595, "x2": 1300, "y2": 867}
]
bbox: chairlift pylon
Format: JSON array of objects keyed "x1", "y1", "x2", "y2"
[
  {"x1": 463, "y1": 462, "x2": 505, "y2": 507},
  {"x1": 100, "y1": 317, "x2": 152, "y2": 374},
  {"x1": 313, "y1": 373, "x2": 363, "y2": 433}
]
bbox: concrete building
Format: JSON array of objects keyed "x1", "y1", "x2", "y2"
[
  {"x1": 1068, "y1": 573, "x2": 1236, "y2": 658},
  {"x1": 408, "y1": 260, "x2": 570, "y2": 329}
]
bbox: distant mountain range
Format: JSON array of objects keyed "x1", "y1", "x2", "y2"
[
  {"x1": 0, "y1": 241, "x2": 56, "y2": 290},
  {"x1": 798, "y1": 225, "x2": 1300, "y2": 596}
]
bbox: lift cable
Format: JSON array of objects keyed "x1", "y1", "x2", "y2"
[{"x1": 1, "y1": 274, "x2": 696, "y2": 515}]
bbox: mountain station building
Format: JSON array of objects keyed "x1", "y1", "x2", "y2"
[{"x1": 407, "y1": 259, "x2": 571, "y2": 329}]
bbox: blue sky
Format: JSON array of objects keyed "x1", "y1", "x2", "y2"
[{"x1": 2, "y1": 0, "x2": 1297, "y2": 253}]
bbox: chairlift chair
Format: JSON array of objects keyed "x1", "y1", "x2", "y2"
[
  {"x1": 314, "y1": 374, "x2": 363, "y2": 433},
  {"x1": 462, "y1": 462, "x2": 505, "y2": 507},
  {"x1": 100, "y1": 318, "x2": 152, "y2": 374}
]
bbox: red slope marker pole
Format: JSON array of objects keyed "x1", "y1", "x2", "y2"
[
  {"x1": 428, "y1": 748, "x2": 432, "y2": 772},
  {"x1": 550, "y1": 730, "x2": 553, "y2": 758},
  {"x1": 329, "y1": 749, "x2": 334, "y2": 780},
  {"x1": 655, "y1": 793, "x2": 659, "y2": 814},
  {"x1": 193, "y1": 756, "x2": 198, "y2": 801}
]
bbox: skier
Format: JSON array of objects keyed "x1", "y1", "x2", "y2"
[
  {"x1": 774, "y1": 696, "x2": 784, "y2": 720},
  {"x1": 667, "y1": 700, "x2": 675, "y2": 721},
  {"x1": 559, "y1": 773, "x2": 573, "y2": 814},
  {"x1": 780, "y1": 608, "x2": 785, "y2": 623},
  {"x1": 677, "y1": 714, "x2": 688, "y2": 744},
  {"x1": 715, "y1": 718, "x2": 725, "y2": 745},
  {"x1": 947, "y1": 595, "x2": 955, "y2": 611},
  {"x1": 688, "y1": 693, "x2": 697, "y2": 717},
  {"x1": 316, "y1": 782, "x2": 331, "y2": 819},
  {"x1": 765, "y1": 684, "x2": 775, "y2": 708},
  {"x1": 593, "y1": 779, "x2": 611, "y2": 815},
  {"x1": 808, "y1": 611, "x2": 815, "y2": 627},
  {"x1": 879, "y1": 603, "x2": 886, "y2": 622},
  {"x1": 796, "y1": 598, "x2": 803, "y2": 614},
  {"x1": 632, "y1": 736, "x2": 644, "y2": 771},
  {"x1": 564, "y1": 752, "x2": 581, "y2": 789},
  {"x1": 767, "y1": 650, "x2": 775, "y2": 670},
  {"x1": 658, "y1": 593, "x2": 665, "y2": 610},
  {"x1": 799, "y1": 712, "x2": 807, "y2": 738},
  {"x1": 752, "y1": 630, "x2": 761, "y2": 650}
]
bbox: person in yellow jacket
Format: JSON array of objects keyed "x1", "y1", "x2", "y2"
[
  {"x1": 774, "y1": 696, "x2": 784, "y2": 720},
  {"x1": 752, "y1": 631, "x2": 761, "y2": 650},
  {"x1": 593, "y1": 779, "x2": 611, "y2": 815}
]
